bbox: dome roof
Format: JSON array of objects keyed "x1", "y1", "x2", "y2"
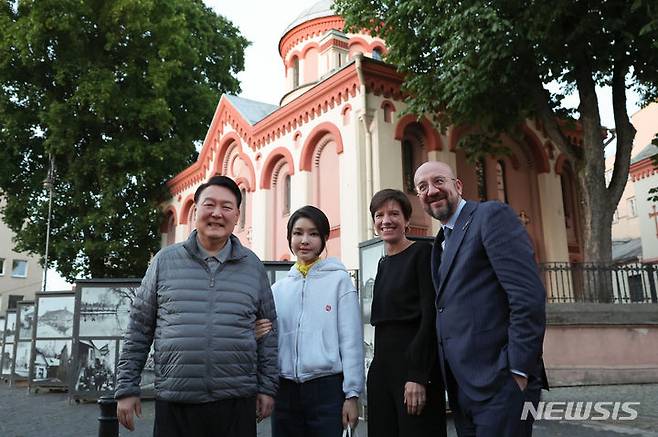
[{"x1": 282, "y1": 0, "x2": 336, "y2": 36}]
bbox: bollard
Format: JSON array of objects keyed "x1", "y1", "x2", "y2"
[{"x1": 98, "y1": 395, "x2": 119, "y2": 437}]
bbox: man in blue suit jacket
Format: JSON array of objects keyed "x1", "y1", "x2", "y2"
[{"x1": 414, "y1": 161, "x2": 547, "y2": 436}]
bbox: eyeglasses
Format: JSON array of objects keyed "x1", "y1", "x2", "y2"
[{"x1": 415, "y1": 177, "x2": 456, "y2": 196}]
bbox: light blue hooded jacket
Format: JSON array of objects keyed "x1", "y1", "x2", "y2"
[{"x1": 272, "y1": 257, "x2": 364, "y2": 398}]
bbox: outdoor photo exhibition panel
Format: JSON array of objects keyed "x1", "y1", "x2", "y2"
[
  {"x1": 358, "y1": 237, "x2": 385, "y2": 379},
  {"x1": 70, "y1": 279, "x2": 141, "y2": 399},
  {"x1": 263, "y1": 261, "x2": 294, "y2": 285},
  {"x1": 29, "y1": 292, "x2": 75, "y2": 388},
  {"x1": 10, "y1": 301, "x2": 35, "y2": 383},
  {"x1": 1, "y1": 310, "x2": 17, "y2": 378}
]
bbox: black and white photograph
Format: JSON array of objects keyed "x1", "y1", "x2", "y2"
[
  {"x1": 31, "y1": 339, "x2": 72, "y2": 384},
  {"x1": 1, "y1": 342, "x2": 14, "y2": 376},
  {"x1": 13, "y1": 341, "x2": 31, "y2": 379},
  {"x1": 17, "y1": 302, "x2": 35, "y2": 341},
  {"x1": 3, "y1": 311, "x2": 17, "y2": 344},
  {"x1": 78, "y1": 286, "x2": 136, "y2": 337},
  {"x1": 74, "y1": 339, "x2": 116, "y2": 392},
  {"x1": 36, "y1": 295, "x2": 74, "y2": 338},
  {"x1": 359, "y1": 239, "x2": 384, "y2": 373}
]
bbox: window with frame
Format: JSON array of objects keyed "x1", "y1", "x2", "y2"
[
  {"x1": 495, "y1": 160, "x2": 508, "y2": 203},
  {"x1": 0, "y1": 257, "x2": 4, "y2": 275},
  {"x1": 628, "y1": 197, "x2": 637, "y2": 217},
  {"x1": 8, "y1": 295, "x2": 23, "y2": 309},
  {"x1": 11, "y1": 259, "x2": 27, "y2": 278},
  {"x1": 284, "y1": 175, "x2": 291, "y2": 215},
  {"x1": 292, "y1": 56, "x2": 300, "y2": 89}
]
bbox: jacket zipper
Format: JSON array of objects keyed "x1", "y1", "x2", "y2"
[{"x1": 294, "y1": 277, "x2": 307, "y2": 380}]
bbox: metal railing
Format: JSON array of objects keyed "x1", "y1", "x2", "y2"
[{"x1": 540, "y1": 262, "x2": 658, "y2": 304}]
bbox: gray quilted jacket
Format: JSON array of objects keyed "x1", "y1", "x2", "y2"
[{"x1": 115, "y1": 231, "x2": 278, "y2": 402}]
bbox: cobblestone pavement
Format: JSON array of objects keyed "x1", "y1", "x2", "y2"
[{"x1": 1, "y1": 382, "x2": 657, "y2": 436}]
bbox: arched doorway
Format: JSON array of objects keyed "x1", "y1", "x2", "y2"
[
  {"x1": 454, "y1": 132, "x2": 546, "y2": 261},
  {"x1": 400, "y1": 122, "x2": 432, "y2": 236}
]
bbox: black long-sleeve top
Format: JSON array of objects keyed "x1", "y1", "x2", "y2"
[{"x1": 370, "y1": 241, "x2": 439, "y2": 384}]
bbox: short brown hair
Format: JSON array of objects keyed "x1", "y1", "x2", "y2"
[{"x1": 369, "y1": 189, "x2": 412, "y2": 221}]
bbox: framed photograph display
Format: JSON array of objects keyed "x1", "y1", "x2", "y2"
[
  {"x1": 358, "y1": 237, "x2": 385, "y2": 377},
  {"x1": 10, "y1": 301, "x2": 35, "y2": 383},
  {"x1": 30, "y1": 292, "x2": 75, "y2": 388},
  {"x1": 1, "y1": 311, "x2": 16, "y2": 378},
  {"x1": 70, "y1": 278, "x2": 142, "y2": 400}
]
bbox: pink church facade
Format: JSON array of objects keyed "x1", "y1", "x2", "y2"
[{"x1": 161, "y1": 0, "x2": 584, "y2": 274}]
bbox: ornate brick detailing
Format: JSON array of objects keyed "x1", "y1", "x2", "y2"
[
  {"x1": 168, "y1": 59, "x2": 404, "y2": 196},
  {"x1": 394, "y1": 114, "x2": 442, "y2": 151},
  {"x1": 260, "y1": 147, "x2": 296, "y2": 189},
  {"x1": 631, "y1": 157, "x2": 658, "y2": 182},
  {"x1": 279, "y1": 16, "x2": 346, "y2": 59}
]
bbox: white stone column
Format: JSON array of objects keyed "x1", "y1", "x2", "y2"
[
  {"x1": 537, "y1": 172, "x2": 570, "y2": 262},
  {"x1": 371, "y1": 109, "x2": 403, "y2": 192}
]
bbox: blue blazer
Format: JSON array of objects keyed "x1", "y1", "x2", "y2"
[{"x1": 431, "y1": 200, "x2": 547, "y2": 401}]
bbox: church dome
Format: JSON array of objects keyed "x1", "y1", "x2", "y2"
[{"x1": 282, "y1": 0, "x2": 336, "y2": 36}]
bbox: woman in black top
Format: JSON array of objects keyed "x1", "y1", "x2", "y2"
[{"x1": 367, "y1": 189, "x2": 446, "y2": 437}]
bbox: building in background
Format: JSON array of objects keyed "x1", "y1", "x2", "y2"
[
  {"x1": 162, "y1": 0, "x2": 586, "y2": 274},
  {"x1": 609, "y1": 101, "x2": 658, "y2": 263},
  {"x1": 0, "y1": 198, "x2": 44, "y2": 313}
]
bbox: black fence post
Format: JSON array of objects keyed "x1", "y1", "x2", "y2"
[
  {"x1": 646, "y1": 264, "x2": 658, "y2": 304},
  {"x1": 98, "y1": 395, "x2": 119, "y2": 437}
]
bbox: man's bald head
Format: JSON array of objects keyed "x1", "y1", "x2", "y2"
[
  {"x1": 414, "y1": 161, "x2": 456, "y2": 186},
  {"x1": 414, "y1": 161, "x2": 463, "y2": 223}
]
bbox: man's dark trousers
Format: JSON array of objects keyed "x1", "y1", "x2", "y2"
[
  {"x1": 446, "y1": 365, "x2": 542, "y2": 437},
  {"x1": 154, "y1": 397, "x2": 256, "y2": 437}
]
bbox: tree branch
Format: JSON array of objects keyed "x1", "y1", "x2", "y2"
[
  {"x1": 607, "y1": 60, "x2": 636, "y2": 205},
  {"x1": 528, "y1": 77, "x2": 579, "y2": 162}
]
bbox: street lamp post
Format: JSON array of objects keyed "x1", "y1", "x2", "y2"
[{"x1": 42, "y1": 153, "x2": 55, "y2": 292}]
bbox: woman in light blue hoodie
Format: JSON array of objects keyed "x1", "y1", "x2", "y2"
[{"x1": 268, "y1": 205, "x2": 364, "y2": 437}]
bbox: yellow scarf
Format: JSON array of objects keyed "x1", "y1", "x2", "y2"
[{"x1": 295, "y1": 259, "x2": 319, "y2": 277}]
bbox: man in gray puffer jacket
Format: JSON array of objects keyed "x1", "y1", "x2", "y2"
[{"x1": 115, "y1": 176, "x2": 278, "y2": 436}]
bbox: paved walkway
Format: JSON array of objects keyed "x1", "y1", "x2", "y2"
[{"x1": 1, "y1": 382, "x2": 657, "y2": 436}]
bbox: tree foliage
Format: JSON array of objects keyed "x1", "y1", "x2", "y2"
[
  {"x1": 335, "y1": 0, "x2": 658, "y2": 263},
  {"x1": 0, "y1": 0, "x2": 248, "y2": 281}
]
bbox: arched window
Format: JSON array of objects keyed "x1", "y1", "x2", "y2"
[
  {"x1": 372, "y1": 47, "x2": 383, "y2": 60},
  {"x1": 292, "y1": 56, "x2": 300, "y2": 88},
  {"x1": 284, "y1": 175, "x2": 291, "y2": 215},
  {"x1": 239, "y1": 188, "x2": 247, "y2": 229},
  {"x1": 495, "y1": 160, "x2": 508, "y2": 203},
  {"x1": 187, "y1": 205, "x2": 196, "y2": 234}
]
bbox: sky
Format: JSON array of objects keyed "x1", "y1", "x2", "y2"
[
  {"x1": 44, "y1": 0, "x2": 642, "y2": 290},
  {"x1": 205, "y1": 0, "x2": 314, "y2": 105}
]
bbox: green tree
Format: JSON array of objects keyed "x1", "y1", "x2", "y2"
[
  {"x1": 0, "y1": 0, "x2": 248, "y2": 281},
  {"x1": 335, "y1": 0, "x2": 658, "y2": 265}
]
